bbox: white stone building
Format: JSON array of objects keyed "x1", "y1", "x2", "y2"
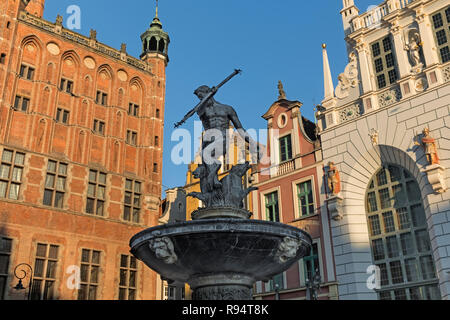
[{"x1": 317, "y1": 0, "x2": 450, "y2": 300}]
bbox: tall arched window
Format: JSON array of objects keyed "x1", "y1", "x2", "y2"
[{"x1": 366, "y1": 164, "x2": 441, "y2": 300}]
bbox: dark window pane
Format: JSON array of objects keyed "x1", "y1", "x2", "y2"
[
  {"x1": 80, "y1": 264, "x2": 89, "y2": 282},
  {"x1": 119, "y1": 269, "x2": 127, "y2": 286},
  {"x1": 81, "y1": 249, "x2": 90, "y2": 263},
  {"x1": 36, "y1": 244, "x2": 47, "y2": 257},
  {"x1": 92, "y1": 251, "x2": 100, "y2": 264},
  {"x1": 43, "y1": 190, "x2": 53, "y2": 206},
  {"x1": 383, "y1": 37, "x2": 392, "y2": 52},
  {"x1": 377, "y1": 74, "x2": 386, "y2": 88},
  {"x1": 54, "y1": 192, "x2": 64, "y2": 208},
  {"x1": 372, "y1": 43, "x2": 381, "y2": 57},
  {"x1": 440, "y1": 46, "x2": 450, "y2": 63},
  {"x1": 49, "y1": 245, "x2": 58, "y2": 259},
  {"x1": 90, "y1": 266, "x2": 99, "y2": 283},
  {"x1": 369, "y1": 215, "x2": 381, "y2": 236},
  {"x1": 86, "y1": 198, "x2": 95, "y2": 214},
  {"x1": 432, "y1": 13, "x2": 443, "y2": 28},
  {"x1": 34, "y1": 259, "x2": 45, "y2": 277},
  {"x1": 390, "y1": 261, "x2": 404, "y2": 284},
  {"x1": 120, "y1": 255, "x2": 128, "y2": 268},
  {"x1": 436, "y1": 29, "x2": 447, "y2": 45},
  {"x1": 383, "y1": 211, "x2": 396, "y2": 233},
  {"x1": 372, "y1": 239, "x2": 385, "y2": 261},
  {"x1": 375, "y1": 58, "x2": 383, "y2": 72}
]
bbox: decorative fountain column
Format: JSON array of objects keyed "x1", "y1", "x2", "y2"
[{"x1": 130, "y1": 71, "x2": 312, "y2": 300}]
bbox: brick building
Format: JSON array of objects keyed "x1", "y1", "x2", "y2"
[
  {"x1": 250, "y1": 84, "x2": 339, "y2": 300},
  {"x1": 0, "y1": 0, "x2": 169, "y2": 300}
]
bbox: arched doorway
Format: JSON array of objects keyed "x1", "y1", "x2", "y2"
[{"x1": 365, "y1": 164, "x2": 441, "y2": 300}]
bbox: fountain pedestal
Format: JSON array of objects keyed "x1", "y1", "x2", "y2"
[{"x1": 130, "y1": 207, "x2": 312, "y2": 300}]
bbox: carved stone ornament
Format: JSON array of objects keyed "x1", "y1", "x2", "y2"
[
  {"x1": 415, "y1": 76, "x2": 428, "y2": 92},
  {"x1": 275, "y1": 237, "x2": 301, "y2": 264},
  {"x1": 326, "y1": 195, "x2": 344, "y2": 221},
  {"x1": 335, "y1": 51, "x2": 359, "y2": 99},
  {"x1": 424, "y1": 164, "x2": 447, "y2": 194},
  {"x1": 192, "y1": 286, "x2": 252, "y2": 301},
  {"x1": 149, "y1": 237, "x2": 178, "y2": 264},
  {"x1": 369, "y1": 129, "x2": 379, "y2": 146}
]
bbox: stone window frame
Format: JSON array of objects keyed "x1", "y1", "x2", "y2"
[
  {"x1": 95, "y1": 90, "x2": 108, "y2": 106},
  {"x1": 117, "y1": 254, "x2": 138, "y2": 300},
  {"x1": 123, "y1": 178, "x2": 142, "y2": 223},
  {"x1": 43, "y1": 160, "x2": 68, "y2": 209},
  {"x1": 31, "y1": 243, "x2": 60, "y2": 300},
  {"x1": 86, "y1": 169, "x2": 107, "y2": 217},
  {"x1": 77, "y1": 248, "x2": 102, "y2": 300},
  {"x1": 365, "y1": 165, "x2": 441, "y2": 300},
  {"x1": 0, "y1": 237, "x2": 13, "y2": 300},
  {"x1": 126, "y1": 130, "x2": 138, "y2": 146},
  {"x1": 55, "y1": 107, "x2": 70, "y2": 124},
  {"x1": 370, "y1": 36, "x2": 399, "y2": 90},
  {"x1": 0, "y1": 53, "x2": 6, "y2": 64},
  {"x1": 431, "y1": 5, "x2": 450, "y2": 63},
  {"x1": 19, "y1": 63, "x2": 35, "y2": 81},
  {"x1": 0, "y1": 148, "x2": 25, "y2": 201},
  {"x1": 93, "y1": 119, "x2": 105, "y2": 136},
  {"x1": 59, "y1": 77, "x2": 74, "y2": 94},
  {"x1": 128, "y1": 102, "x2": 140, "y2": 117},
  {"x1": 13, "y1": 95, "x2": 30, "y2": 112}
]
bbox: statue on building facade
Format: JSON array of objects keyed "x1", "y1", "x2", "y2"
[
  {"x1": 404, "y1": 29, "x2": 424, "y2": 74},
  {"x1": 327, "y1": 162, "x2": 341, "y2": 196},
  {"x1": 415, "y1": 128, "x2": 440, "y2": 165}
]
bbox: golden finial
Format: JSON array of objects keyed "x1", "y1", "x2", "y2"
[
  {"x1": 322, "y1": 43, "x2": 327, "y2": 49},
  {"x1": 155, "y1": 0, "x2": 159, "y2": 18}
]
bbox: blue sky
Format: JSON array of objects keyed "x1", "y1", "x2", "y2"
[{"x1": 43, "y1": 0, "x2": 377, "y2": 195}]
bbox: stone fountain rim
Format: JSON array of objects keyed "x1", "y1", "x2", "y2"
[{"x1": 129, "y1": 218, "x2": 312, "y2": 250}]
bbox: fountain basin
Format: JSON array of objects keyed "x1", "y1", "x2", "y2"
[{"x1": 130, "y1": 218, "x2": 312, "y2": 287}]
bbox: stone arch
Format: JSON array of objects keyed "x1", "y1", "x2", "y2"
[
  {"x1": 129, "y1": 77, "x2": 145, "y2": 106},
  {"x1": 96, "y1": 64, "x2": 114, "y2": 98},
  {"x1": 20, "y1": 35, "x2": 43, "y2": 66},
  {"x1": 60, "y1": 51, "x2": 81, "y2": 86},
  {"x1": 149, "y1": 37, "x2": 157, "y2": 51},
  {"x1": 329, "y1": 140, "x2": 448, "y2": 299},
  {"x1": 158, "y1": 38, "x2": 165, "y2": 53}
]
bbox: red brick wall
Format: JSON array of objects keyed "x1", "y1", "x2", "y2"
[{"x1": 0, "y1": 3, "x2": 166, "y2": 300}]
